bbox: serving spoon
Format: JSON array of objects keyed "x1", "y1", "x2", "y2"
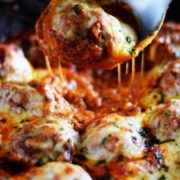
[{"x1": 119, "y1": 0, "x2": 172, "y2": 40}]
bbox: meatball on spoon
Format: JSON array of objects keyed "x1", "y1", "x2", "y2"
[{"x1": 36, "y1": 0, "x2": 172, "y2": 69}]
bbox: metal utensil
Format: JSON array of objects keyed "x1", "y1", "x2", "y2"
[{"x1": 120, "y1": 0, "x2": 172, "y2": 40}]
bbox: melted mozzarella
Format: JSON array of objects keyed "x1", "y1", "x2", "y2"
[
  {"x1": 37, "y1": 0, "x2": 137, "y2": 69},
  {"x1": 0, "y1": 115, "x2": 79, "y2": 164},
  {"x1": 138, "y1": 139, "x2": 180, "y2": 179},
  {"x1": 81, "y1": 114, "x2": 145, "y2": 162},
  {"x1": 13, "y1": 162, "x2": 92, "y2": 180},
  {"x1": 147, "y1": 99, "x2": 180, "y2": 141},
  {"x1": 0, "y1": 47, "x2": 34, "y2": 82},
  {"x1": 0, "y1": 82, "x2": 74, "y2": 122}
]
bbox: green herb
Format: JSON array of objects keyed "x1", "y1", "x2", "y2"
[
  {"x1": 80, "y1": 147, "x2": 88, "y2": 154},
  {"x1": 102, "y1": 34, "x2": 106, "y2": 41},
  {"x1": 162, "y1": 165, "x2": 169, "y2": 172},
  {"x1": 73, "y1": 3, "x2": 81, "y2": 15},
  {"x1": 112, "y1": 122, "x2": 119, "y2": 128},
  {"x1": 154, "y1": 153, "x2": 163, "y2": 164},
  {"x1": 102, "y1": 137, "x2": 108, "y2": 145},
  {"x1": 164, "y1": 111, "x2": 171, "y2": 117},
  {"x1": 59, "y1": 127, "x2": 64, "y2": 131},
  {"x1": 101, "y1": 135, "x2": 111, "y2": 145},
  {"x1": 20, "y1": 119, "x2": 29, "y2": 124},
  {"x1": 158, "y1": 175, "x2": 166, "y2": 180},
  {"x1": 126, "y1": 36, "x2": 132, "y2": 44},
  {"x1": 37, "y1": 156, "x2": 46, "y2": 165},
  {"x1": 96, "y1": 160, "x2": 106, "y2": 166},
  {"x1": 139, "y1": 128, "x2": 151, "y2": 138},
  {"x1": 20, "y1": 106, "x2": 27, "y2": 111},
  {"x1": 128, "y1": 47, "x2": 136, "y2": 55},
  {"x1": 0, "y1": 75, "x2": 3, "y2": 81},
  {"x1": 75, "y1": 32, "x2": 84, "y2": 40},
  {"x1": 160, "y1": 91, "x2": 166, "y2": 103}
]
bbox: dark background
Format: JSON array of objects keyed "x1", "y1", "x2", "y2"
[
  {"x1": 0, "y1": 0, "x2": 179, "y2": 42},
  {"x1": 166, "y1": 0, "x2": 180, "y2": 22}
]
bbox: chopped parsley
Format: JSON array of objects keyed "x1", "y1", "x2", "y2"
[
  {"x1": 154, "y1": 152, "x2": 163, "y2": 164},
  {"x1": 128, "y1": 47, "x2": 136, "y2": 55},
  {"x1": 139, "y1": 128, "x2": 151, "y2": 138},
  {"x1": 73, "y1": 3, "x2": 81, "y2": 15},
  {"x1": 96, "y1": 160, "x2": 106, "y2": 166},
  {"x1": 20, "y1": 119, "x2": 29, "y2": 124},
  {"x1": 101, "y1": 135, "x2": 111, "y2": 145},
  {"x1": 158, "y1": 175, "x2": 166, "y2": 180},
  {"x1": 164, "y1": 111, "x2": 171, "y2": 117},
  {"x1": 126, "y1": 36, "x2": 132, "y2": 44},
  {"x1": 37, "y1": 156, "x2": 47, "y2": 165},
  {"x1": 162, "y1": 165, "x2": 169, "y2": 172},
  {"x1": 160, "y1": 91, "x2": 166, "y2": 103},
  {"x1": 102, "y1": 137, "x2": 108, "y2": 145},
  {"x1": 59, "y1": 127, "x2": 64, "y2": 131},
  {"x1": 112, "y1": 122, "x2": 119, "y2": 128}
]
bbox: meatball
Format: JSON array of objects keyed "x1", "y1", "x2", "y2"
[
  {"x1": 147, "y1": 23, "x2": 180, "y2": 64},
  {"x1": 0, "y1": 115, "x2": 79, "y2": 165},
  {"x1": 36, "y1": 0, "x2": 137, "y2": 69},
  {"x1": 81, "y1": 114, "x2": 145, "y2": 163},
  {"x1": 13, "y1": 162, "x2": 92, "y2": 180},
  {"x1": 0, "y1": 44, "x2": 34, "y2": 82},
  {"x1": 148, "y1": 99, "x2": 180, "y2": 141},
  {"x1": 159, "y1": 59, "x2": 180, "y2": 97},
  {"x1": 0, "y1": 81, "x2": 74, "y2": 121}
]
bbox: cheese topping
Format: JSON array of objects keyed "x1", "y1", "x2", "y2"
[{"x1": 81, "y1": 114, "x2": 145, "y2": 162}]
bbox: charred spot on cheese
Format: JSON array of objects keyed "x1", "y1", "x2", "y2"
[
  {"x1": 139, "y1": 127, "x2": 160, "y2": 148},
  {"x1": 81, "y1": 114, "x2": 145, "y2": 163},
  {"x1": 0, "y1": 116, "x2": 79, "y2": 165}
]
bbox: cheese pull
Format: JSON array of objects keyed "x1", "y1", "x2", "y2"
[{"x1": 36, "y1": 0, "x2": 171, "y2": 69}]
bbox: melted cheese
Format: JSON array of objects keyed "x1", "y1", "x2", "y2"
[
  {"x1": 0, "y1": 47, "x2": 34, "y2": 82},
  {"x1": 0, "y1": 82, "x2": 74, "y2": 122},
  {"x1": 45, "y1": 56, "x2": 54, "y2": 76},
  {"x1": 0, "y1": 115, "x2": 79, "y2": 165},
  {"x1": 131, "y1": 57, "x2": 135, "y2": 84},
  {"x1": 117, "y1": 64, "x2": 121, "y2": 90},
  {"x1": 81, "y1": 114, "x2": 145, "y2": 163},
  {"x1": 125, "y1": 62, "x2": 129, "y2": 74},
  {"x1": 13, "y1": 162, "x2": 92, "y2": 180}
]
